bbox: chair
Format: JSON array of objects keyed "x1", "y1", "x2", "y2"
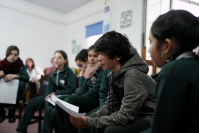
[
  {"x1": 141, "y1": 46, "x2": 157, "y2": 74},
  {"x1": 18, "y1": 75, "x2": 50, "y2": 133}
]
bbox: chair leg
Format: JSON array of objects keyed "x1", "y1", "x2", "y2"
[
  {"x1": 38, "y1": 109, "x2": 42, "y2": 133},
  {"x1": 18, "y1": 101, "x2": 23, "y2": 123}
]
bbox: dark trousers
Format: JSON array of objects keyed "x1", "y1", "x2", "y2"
[
  {"x1": 0, "y1": 81, "x2": 25, "y2": 113},
  {"x1": 42, "y1": 96, "x2": 66, "y2": 133},
  {"x1": 91, "y1": 118, "x2": 150, "y2": 133},
  {"x1": 16, "y1": 96, "x2": 45, "y2": 132},
  {"x1": 56, "y1": 95, "x2": 99, "y2": 133}
]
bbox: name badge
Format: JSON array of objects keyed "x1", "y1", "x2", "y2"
[{"x1": 60, "y1": 80, "x2": 65, "y2": 85}]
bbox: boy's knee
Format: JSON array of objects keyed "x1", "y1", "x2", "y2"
[{"x1": 104, "y1": 126, "x2": 115, "y2": 133}]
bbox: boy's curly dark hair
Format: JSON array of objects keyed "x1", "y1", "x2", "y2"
[{"x1": 93, "y1": 31, "x2": 132, "y2": 65}]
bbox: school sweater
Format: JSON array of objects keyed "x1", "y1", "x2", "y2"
[
  {"x1": 17, "y1": 65, "x2": 30, "y2": 83},
  {"x1": 44, "y1": 66, "x2": 76, "y2": 97},
  {"x1": 86, "y1": 48, "x2": 156, "y2": 129},
  {"x1": 149, "y1": 56, "x2": 199, "y2": 133},
  {"x1": 86, "y1": 70, "x2": 111, "y2": 116},
  {"x1": 75, "y1": 67, "x2": 104, "y2": 98}
]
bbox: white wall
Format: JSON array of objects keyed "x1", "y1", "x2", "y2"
[
  {"x1": 0, "y1": 0, "x2": 146, "y2": 70},
  {"x1": 64, "y1": 0, "x2": 104, "y2": 68},
  {"x1": 109, "y1": 0, "x2": 144, "y2": 55},
  {"x1": 0, "y1": 0, "x2": 67, "y2": 71}
]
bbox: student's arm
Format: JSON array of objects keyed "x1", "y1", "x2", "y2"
[
  {"x1": 18, "y1": 65, "x2": 29, "y2": 82},
  {"x1": 82, "y1": 69, "x2": 104, "y2": 97},
  {"x1": 35, "y1": 66, "x2": 44, "y2": 80},
  {"x1": 150, "y1": 76, "x2": 192, "y2": 133},
  {"x1": 75, "y1": 80, "x2": 89, "y2": 96},
  {"x1": 99, "y1": 70, "x2": 110, "y2": 107},
  {"x1": 55, "y1": 71, "x2": 76, "y2": 95},
  {"x1": 78, "y1": 76, "x2": 86, "y2": 87},
  {"x1": 44, "y1": 75, "x2": 57, "y2": 97},
  {"x1": 86, "y1": 71, "x2": 150, "y2": 129}
]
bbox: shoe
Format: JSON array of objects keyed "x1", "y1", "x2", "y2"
[
  {"x1": 0, "y1": 110, "x2": 6, "y2": 123},
  {"x1": 9, "y1": 108, "x2": 16, "y2": 123}
]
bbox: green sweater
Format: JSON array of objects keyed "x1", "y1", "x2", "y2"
[
  {"x1": 44, "y1": 66, "x2": 76, "y2": 97},
  {"x1": 17, "y1": 65, "x2": 30, "y2": 83},
  {"x1": 75, "y1": 67, "x2": 104, "y2": 98},
  {"x1": 150, "y1": 57, "x2": 199, "y2": 133},
  {"x1": 86, "y1": 70, "x2": 111, "y2": 116}
]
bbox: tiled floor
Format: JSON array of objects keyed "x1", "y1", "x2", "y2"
[{"x1": 0, "y1": 108, "x2": 42, "y2": 133}]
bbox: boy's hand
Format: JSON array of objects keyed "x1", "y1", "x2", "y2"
[{"x1": 69, "y1": 115, "x2": 88, "y2": 129}]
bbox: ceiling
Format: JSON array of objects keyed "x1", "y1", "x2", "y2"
[{"x1": 25, "y1": 0, "x2": 93, "y2": 14}]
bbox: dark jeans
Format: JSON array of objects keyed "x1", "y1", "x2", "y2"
[{"x1": 43, "y1": 81, "x2": 49, "y2": 95}]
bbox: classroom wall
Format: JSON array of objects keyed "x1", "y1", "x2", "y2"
[
  {"x1": 109, "y1": 0, "x2": 144, "y2": 55},
  {"x1": 0, "y1": 0, "x2": 67, "y2": 71},
  {"x1": 0, "y1": 0, "x2": 104, "y2": 69},
  {"x1": 0, "y1": 0, "x2": 147, "y2": 71},
  {"x1": 64, "y1": 0, "x2": 104, "y2": 68}
]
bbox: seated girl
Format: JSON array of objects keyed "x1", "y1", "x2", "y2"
[
  {"x1": 0, "y1": 45, "x2": 29, "y2": 123},
  {"x1": 141, "y1": 10, "x2": 199, "y2": 133},
  {"x1": 26, "y1": 58, "x2": 44, "y2": 98},
  {"x1": 56, "y1": 45, "x2": 104, "y2": 133},
  {"x1": 16, "y1": 50, "x2": 76, "y2": 133}
]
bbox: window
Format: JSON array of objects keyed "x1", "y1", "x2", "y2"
[
  {"x1": 85, "y1": 21, "x2": 103, "y2": 48},
  {"x1": 144, "y1": 0, "x2": 199, "y2": 60}
]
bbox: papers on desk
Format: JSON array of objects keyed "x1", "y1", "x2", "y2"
[
  {"x1": 56, "y1": 99, "x2": 86, "y2": 118},
  {"x1": 0, "y1": 78, "x2": 19, "y2": 104}
]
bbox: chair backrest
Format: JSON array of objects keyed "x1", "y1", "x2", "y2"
[
  {"x1": 141, "y1": 46, "x2": 157, "y2": 74},
  {"x1": 39, "y1": 75, "x2": 50, "y2": 96},
  {"x1": 44, "y1": 68, "x2": 50, "y2": 75}
]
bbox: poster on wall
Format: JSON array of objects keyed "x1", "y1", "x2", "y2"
[
  {"x1": 72, "y1": 40, "x2": 76, "y2": 54},
  {"x1": 120, "y1": 10, "x2": 132, "y2": 28},
  {"x1": 76, "y1": 45, "x2": 81, "y2": 54},
  {"x1": 103, "y1": 0, "x2": 110, "y2": 33}
]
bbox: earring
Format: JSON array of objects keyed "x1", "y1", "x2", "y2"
[{"x1": 161, "y1": 51, "x2": 173, "y2": 62}]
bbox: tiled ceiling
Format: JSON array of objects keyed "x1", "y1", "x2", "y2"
[{"x1": 25, "y1": 0, "x2": 93, "y2": 14}]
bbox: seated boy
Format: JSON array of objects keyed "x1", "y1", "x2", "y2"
[{"x1": 70, "y1": 31, "x2": 156, "y2": 133}]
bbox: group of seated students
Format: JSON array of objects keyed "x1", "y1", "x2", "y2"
[{"x1": 0, "y1": 10, "x2": 198, "y2": 133}]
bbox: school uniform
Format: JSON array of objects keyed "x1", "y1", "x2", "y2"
[
  {"x1": 56, "y1": 67, "x2": 104, "y2": 133},
  {"x1": 142, "y1": 53, "x2": 199, "y2": 133},
  {"x1": 0, "y1": 65, "x2": 29, "y2": 123},
  {"x1": 78, "y1": 70, "x2": 111, "y2": 133},
  {"x1": 16, "y1": 66, "x2": 76, "y2": 132}
]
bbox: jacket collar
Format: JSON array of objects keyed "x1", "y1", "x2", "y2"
[{"x1": 51, "y1": 66, "x2": 68, "y2": 75}]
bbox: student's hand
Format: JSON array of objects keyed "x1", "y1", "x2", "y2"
[
  {"x1": 31, "y1": 77, "x2": 38, "y2": 83},
  {"x1": 45, "y1": 92, "x2": 55, "y2": 102},
  {"x1": 4, "y1": 74, "x2": 17, "y2": 82},
  {"x1": 79, "y1": 65, "x2": 87, "y2": 76},
  {"x1": 0, "y1": 70, "x2": 5, "y2": 77},
  {"x1": 69, "y1": 115, "x2": 88, "y2": 129}
]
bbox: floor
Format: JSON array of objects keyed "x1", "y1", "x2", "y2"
[{"x1": 0, "y1": 108, "x2": 43, "y2": 133}]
